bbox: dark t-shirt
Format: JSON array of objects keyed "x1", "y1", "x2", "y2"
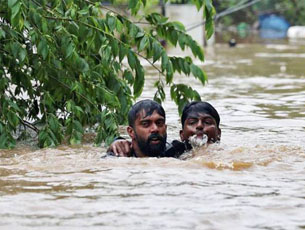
[{"x1": 160, "y1": 140, "x2": 192, "y2": 158}]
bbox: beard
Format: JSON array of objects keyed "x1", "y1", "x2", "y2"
[{"x1": 135, "y1": 133, "x2": 167, "y2": 157}]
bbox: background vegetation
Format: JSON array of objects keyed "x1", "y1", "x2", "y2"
[
  {"x1": 170, "y1": 0, "x2": 305, "y2": 26},
  {"x1": 0, "y1": 0, "x2": 215, "y2": 149},
  {"x1": 213, "y1": 0, "x2": 305, "y2": 26}
]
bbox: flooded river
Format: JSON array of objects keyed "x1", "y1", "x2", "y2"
[{"x1": 1, "y1": 42, "x2": 305, "y2": 229}]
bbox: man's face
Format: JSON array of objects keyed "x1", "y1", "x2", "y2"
[
  {"x1": 180, "y1": 112, "x2": 221, "y2": 143},
  {"x1": 130, "y1": 110, "x2": 167, "y2": 157}
]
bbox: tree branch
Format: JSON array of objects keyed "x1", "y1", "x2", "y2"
[{"x1": 20, "y1": 119, "x2": 39, "y2": 133}]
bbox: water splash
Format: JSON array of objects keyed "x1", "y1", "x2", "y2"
[{"x1": 188, "y1": 134, "x2": 208, "y2": 148}]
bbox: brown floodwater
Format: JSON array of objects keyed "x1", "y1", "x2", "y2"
[{"x1": 1, "y1": 42, "x2": 305, "y2": 229}]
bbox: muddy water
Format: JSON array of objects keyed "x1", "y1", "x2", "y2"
[{"x1": 1, "y1": 42, "x2": 305, "y2": 229}]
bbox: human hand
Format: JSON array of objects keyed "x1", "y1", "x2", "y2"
[{"x1": 107, "y1": 139, "x2": 132, "y2": 157}]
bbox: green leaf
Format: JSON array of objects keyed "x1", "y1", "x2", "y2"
[
  {"x1": 0, "y1": 123, "x2": 3, "y2": 134},
  {"x1": 161, "y1": 51, "x2": 169, "y2": 72},
  {"x1": 205, "y1": 16, "x2": 214, "y2": 39},
  {"x1": 10, "y1": 42, "x2": 19, "y2": 59},
  {"x1": 37, "y1": 38, "x2": 48, "y2": 60},
  {"x1": 172, "y1": 21, "x2": 186, "y2": 31},
  {"x1": 110, "y1": 39, "x2": 119, "y2": 57},
  {"x1": 193, "y1": 89, "x2": 201, "y2": 101},
  {"x1": 178, "y1": 58, "x2": 185, "y2": 74},
  {"x1": 7, "y1": 111, "x2": 19, "y2": 128},
  {"x1": 73, "y1": 120, "x2": 84, "y2": 134},
  {"x1": 170, "y1": 57, "x2": 179, "y2": 73},
  {"x1": 130, "y1": 0, "x2": 141, "y2": 15},
  {"x1": 134, "y1": 63, "x2": 144, "y2": 98},
  {"x1": 123, "y1": 70, "x2": 134, "y2": 85},
  {"x1": 49, "y1": 116, "x2": 59, "y2": 132},
  {"x1": 0, "y1": 29, "x2": 6, "y2": 38},
  {"x1": 8, "y1": 0, "x2": 18, "y2": 8},
  {"x1": 101, "y1": 87, "x2": 120, "y2": 107},
  {"x1": 135, "y1": 31, "x2": 145, "y2": 38},
  {"x1": 141, "y1": 0, "x2": 147, "y2": 7},
  {"x1": 182, "y1": 58, "x2": 191, "y2": 75},
  {"x1": 116, "y1": 18, "x2": 123, "y2": 33},
  {"x1": 127, "y1": 50, "x2": 136, "y2": 70},
  {"x1": 11, "y1": 2, "x2": 21, "y2": 19},
  {"x1": 8, "y1": 99, "x2": 21, "y2": 112},
  {"x1": 204, "y1": 1, "x2": 215, "y2": 39},
  {"x1": 190, "y1": 64, "x2": 206, "y2": 85},
  {"x1": 128, "y1": 0, "x2": 138, "y2": 9},
  {"x1": 128, "y1": 24, "x2": 138, "y2": 37},
  {"x1": 43, "y1": 92, "x2": 54, "y2": 107},
  {"x1": 205, "y1": 0, "x2": 213, "y2": 11},
  {"x1": 152, "y1": 41, "x2": 162, "y2": 63},
  {"x1": 169, "y1": 29, "x2": 178, "y2": 46},
  {"x1": 178, "y1": 33, "x2": 186, "y2": 50},
  {"x1": 76, "y1": 57, "x2": 89, "y2": 72},
  {"x1": 0, "y1": 133, "x2": 7, "y2": 149},
  {"x1": 107, "y1": 14, "x2": 116, "y2": 32},
  {"x1": 0, "y1": 131, "x2": 16, "y2": 149},
  {"x1": 18, "y1": 46, "x2": 27, "y2": 63},
  {"x1": 78, "y1": 8, "x2": 89, "y2": 15},
  {"x1": 65, "y1": 42, "x2": 74, "y2": 59},
  {"x1": 104, "y1": 46, "x2": 112, "y2": 62},
  {"x1": 194, "y1": 0, "x2": 203, "y2": 11},
  {"x1": 41, "y1": 18, "x2": 48, "y2": 33},
  {"x1": 153, "y1": 80, "x2": 166, "y2": 103},
  {"x1": 187, "y1": 37, "x2": 204, "y2": 61},
  {"x1": 170, "y1": 84, "x2": 177, "y2": 102},
  {"x1": 119, "y1": 44, "x2": 128, "y2": 62},
  {"x1": 166, "y1": 60, "x2": 173, "y2": 84},
  {"x1": 138, "y1": 35, "x2": 149, "y2": 51}
]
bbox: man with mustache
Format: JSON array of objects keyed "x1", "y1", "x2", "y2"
[
  {"x1": 107, "y1": 101, "x2": 221, "y2": 158},
  {"x1": 107, "y1": 99, "x2": 168, "y2": 157}
]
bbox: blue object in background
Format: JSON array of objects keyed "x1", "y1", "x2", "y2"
[{"x1": 259, "y1": 14, "x2": 290, "y2": 39}]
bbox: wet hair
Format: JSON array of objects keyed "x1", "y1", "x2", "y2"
[
  {"x1": 128, "y1": 99, "x2": 166, "y2": 128},
  {"x1": 181, "y1": 101, "x2": 220, "y2": 128}
]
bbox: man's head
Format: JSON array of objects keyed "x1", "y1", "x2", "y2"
[
  {"x1": 127, "y1": 99, "x2": 167, "y2": 157},
  {"x1": 180, "y1": 101, "x2": 221, "y2": 143}
]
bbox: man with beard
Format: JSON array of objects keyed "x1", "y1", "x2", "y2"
[
  {"x1": 107, "y1": 101, "x2": 221, "y2": 158},
  {"x1": 106, "y1": 99, "x2": 168, "y2": 157}
]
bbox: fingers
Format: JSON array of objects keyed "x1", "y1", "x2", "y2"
[
  {"x1": 120, "y1": 141, "x2": 131, "y2": 157},
  {"x1": 112, "y1": 144, "x2": 119, "y2": 155},
  {"x1": 112, "y1": 140, "x2": 131, "y2": 157}
]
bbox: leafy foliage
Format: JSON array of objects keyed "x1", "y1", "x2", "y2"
[{"x1": 0, "y1": 0, "x2": 215, "y2": 149}]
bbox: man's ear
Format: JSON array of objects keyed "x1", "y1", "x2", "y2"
[
  {"x1": 179, "y1": 130, "x2": 185, "y2": 141},
  {"x1": 127, "y1": 126, "x2": 135, "y2": 140},
  {"x1": 217, "y1": 128, "x2": 221, "y2": 141}
]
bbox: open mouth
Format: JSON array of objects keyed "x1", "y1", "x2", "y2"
[
  {"x1": 149, "y1": 136, "x2": 162, "y2": 144},
  {"x1": 150, "y1": 138, "x2": 160, "y2": 143}
]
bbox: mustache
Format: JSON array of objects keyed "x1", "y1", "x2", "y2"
[{"x1": 147, "y1": 133, "x2": 164, "y2": 143}]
